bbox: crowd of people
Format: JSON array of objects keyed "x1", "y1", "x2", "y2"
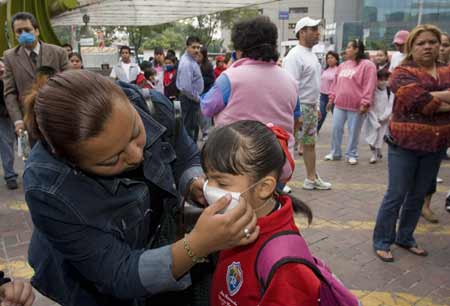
[{"x1": 0, "y1": 10, "x2": 450, "y2": 306}]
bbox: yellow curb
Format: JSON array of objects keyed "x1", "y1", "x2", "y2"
[
  {"x1": 295, "y1": 217, "x2": 450, "y2": 236},
  {"x1": 0, "y1": 260, "x2": 34, "y2": 279},
  {"x1": 288, "y1": 181, "x2": 450, "y2": 194},
  {"x1": 8, "y1": 201, "x2": 29, "y2": 212},
  {"x1": 351, "y1": 290, "x2": 447, "y2": 306}
]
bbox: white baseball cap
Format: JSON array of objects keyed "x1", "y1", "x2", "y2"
[{"x1": 294, "y1": 17, "x2": 321, "y2": 35}]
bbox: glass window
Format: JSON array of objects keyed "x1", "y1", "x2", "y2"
[{"x1": 289, "y1": 7, "x2": 309, "y2": 14}]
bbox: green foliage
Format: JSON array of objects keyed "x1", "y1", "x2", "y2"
[{"x1": 87, "y1": 6, "x2": 259, "y2": 54}]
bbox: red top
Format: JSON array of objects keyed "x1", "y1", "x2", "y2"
[
  {"x1": 210, "y1": 196, "x2": 320, "y2": 306},
  {"x1": 389, "y1": 61, "x2": 450, "y2": 152},
  {"x1": 135, "y1": 73, "x2": 154, "y2": 89},
  {"x1": 214, "y1": 66, "x2": 227, "y2": 79}
]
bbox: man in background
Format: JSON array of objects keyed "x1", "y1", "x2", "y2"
[{"x1": 176, "y1": 36, "x2": 204, "y2": 142}]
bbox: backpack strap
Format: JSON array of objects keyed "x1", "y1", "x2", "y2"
[{"x1": 255, "y1": 231, "x2": 327, "y2": 296}]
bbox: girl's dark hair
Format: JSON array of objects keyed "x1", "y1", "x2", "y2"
[
  {"x1": 165, "y1": 54, "x2": 177, "y2": 64},
  {"x1": 348, "y1": 39, "x2": 366, "y2": 64},
  {"x1": 325, "y1": 51, "x2": 340, "y2": 69},
  {"x1": 377, "y1": 69, "x2": 390, "y2": 80},
  {"x1": 68, "y1": 52, "x2": 83, "y2": 63},
  {"x1": 201, "y1": 120, "x2": 312, "y2": 223},
  {"x1": 24, "y1": 70, "x2": 128, "y2": 163},
  {"x1": 231, "y1": 16, "x2": 279, "y2": 63}
]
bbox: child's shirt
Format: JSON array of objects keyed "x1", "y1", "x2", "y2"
[
  {"x1": 210, "y1": 196, "x2": 320, "y2": 306},
  {"x1": 371, "y1": 87, "x2": 393, "y2": 122}
]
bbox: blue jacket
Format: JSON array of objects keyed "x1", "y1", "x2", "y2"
[{"x1": 24, "y1": 90, "x2": 203, "y2": 306}]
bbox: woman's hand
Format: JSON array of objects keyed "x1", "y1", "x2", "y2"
[
  {"x1": 359, "y1": 104, "x2": 370, "y2": 114},
  {"x1": 188, "y1": 194, "x2": 259, "y2": 257},
  {"x1": 326, "y1": 103, "x2": 333, "y2": 112},
  {"x1": 0, "y1": 280, "x2": 35, "y2": 306}
]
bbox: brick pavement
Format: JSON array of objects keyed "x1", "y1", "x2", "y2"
[{"x1": 0, "y1": 118, "x2": 449, "y2": 306}]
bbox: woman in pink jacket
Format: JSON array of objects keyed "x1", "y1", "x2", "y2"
[{"x1": 324, "y1": 40, "x2": 377, "y2": 165}]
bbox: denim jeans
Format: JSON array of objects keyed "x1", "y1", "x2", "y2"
[
  {"x1": 373, "y1": 144, "x2": 444, "y2": 251},
  {"x1": 317, "y1": 93, "x2": 329, "y2": 132},
  {"x1": 0, "y1": 116, "x2": 17, "y2": 182},
  {"x1": 180, "y1": 95, "x2": 200, "y2": 142},
  {"x1": 330, "y1": 107, "x2": 364, "y2": 159}
]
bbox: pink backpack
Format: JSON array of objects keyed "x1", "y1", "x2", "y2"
[{"x1": 255, "y1": 231, "x2": 361, "y2": 306}]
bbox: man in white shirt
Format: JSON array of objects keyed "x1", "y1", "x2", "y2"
[
  {"x1": 110, "y1": 46, "x2": 141, "y2": 83},
  {"x1": 283, "y1": 17, "x2": 332, "y2": 190},
  {"x1": 389, "y1": 30, "x2": 409, "y2": 72}
]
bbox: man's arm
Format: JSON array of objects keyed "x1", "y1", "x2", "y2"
[
  {"x1": 58, "y1": 47, "x2": 69, "y2": 71},
  {"x1": 176, "y1": 61, "x2": 198, "y2": 101},
  {"x1": 2, "y1": 53, "x2": 24, "y2": 130}
]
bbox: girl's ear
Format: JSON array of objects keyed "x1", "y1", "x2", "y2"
[{"x1": 256, "y1": 176, "x2": 277, "y2": 200}]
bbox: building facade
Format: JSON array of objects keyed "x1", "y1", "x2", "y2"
[
  {"x1": 222, "y1": 0, "x2": 450, "y2": 54},
  {"x1": 327, "y1": 0, "x2": 450, "y2": 51}
]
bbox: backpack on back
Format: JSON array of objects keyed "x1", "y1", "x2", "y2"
[{"x1": 255, "y1": 231, "x2": 360, "y2": 306}]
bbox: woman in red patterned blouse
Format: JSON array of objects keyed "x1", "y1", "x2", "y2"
[{"x1": 373, "y1": 24, "x2": 450, "y2": 262}]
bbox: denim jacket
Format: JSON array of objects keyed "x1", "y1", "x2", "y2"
[{"x1": 24, "y1": 93, "x2": 203, "y2": 306}]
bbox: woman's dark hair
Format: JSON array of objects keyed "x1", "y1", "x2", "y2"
[
  {"x1": 348, "y1": 39, "x2": 366, "y2": 64},
  {"x1": 231, "y1": 16, "x2": 279, "y2": 62},
  {"x1": 24, "y1": 70, "x2": 128, "y2": 163},
  {"x1": 154, "y1": 47, "x2": 164, "y2": 55},
  {"x1": 201, "y1": 120, "x2": 312, "y2": 223},
  {"x1": 68, "y1": 52, "x2": 83, "y2": 63},
  {"x1": 199, "y1": 47, "x2": 212, "y2": 71},
  {"x1": 167, "y1": 49, "x2": 176, "y2": 57},
  {"x1": 325, "y1": 51, "x2": 340, "y2": 69}
]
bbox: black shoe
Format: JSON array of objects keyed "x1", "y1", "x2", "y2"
[
  {"x1": 6, "y1": 180, "x2": 18, "y2": 190},
  {"x1": 446, "y1": 197, "x2": 450, "y2": 213}
]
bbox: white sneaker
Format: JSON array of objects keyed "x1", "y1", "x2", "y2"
[
  {"x1": 437, "y1": 177, "x2": 444, "y2": 183},
  {"x1": 303, "y1": 175, "x2": 332, "y2": 190},
  {"x1": 282, "y1": 185, "x2": 292, "y2": 193},
  {"x1": 324, "y1": 153, "x2": 340, "y2": 161},
  {"x1": 369, "y1": 153, "x2": 377, "y2": 164},
  {"x1": 348, "y1": 157, "x2": 358, "y2": 165}
]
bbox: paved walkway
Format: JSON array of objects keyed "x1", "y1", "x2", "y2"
[{"x1": 0, "y1": 118, "x2": 449, "y2": 306}]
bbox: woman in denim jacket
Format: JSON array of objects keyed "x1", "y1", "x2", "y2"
[{"x1": 22, "y1": 70, "x2": 259, "y2": 306}]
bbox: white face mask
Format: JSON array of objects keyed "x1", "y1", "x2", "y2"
[{"x1": 202, "y1": 179, "x2": 258, "y2": 214}]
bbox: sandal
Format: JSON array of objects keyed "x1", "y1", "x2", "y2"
[
  {"x1": 395, "y1": 243, "x2": 428, "y2": 257},
  {"x1": 374, "y1": 249, "x2": 394, "y2": 262}
]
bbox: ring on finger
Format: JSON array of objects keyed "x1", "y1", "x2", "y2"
[{"x1": 244, "y1": 227, "x2": 251, "y2": 238}]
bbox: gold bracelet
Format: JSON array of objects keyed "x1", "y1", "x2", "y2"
[{"x1": 183, "y1": 234, "x2": 209, "y2": 264}]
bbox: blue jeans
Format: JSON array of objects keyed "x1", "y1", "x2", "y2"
[
  {"x1": 317, "y1": 93, "x2": 329, "y2": 132},
  {"x1": 180, "y1": 95, "x2": 200, "y2": 142},
  {"x1": 330, "y1": 107, "x2": 364, "y2": 159},
  {"x1": 373, "y1": 144, "x2": 444, "y2": 251},
  {"x1": 0, "y1": 117, "x2": 17, "y2": 182}
]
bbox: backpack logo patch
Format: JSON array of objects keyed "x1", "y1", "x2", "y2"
[{"x1": 226, "y1": 262, "x2": 243, "y2": 296}]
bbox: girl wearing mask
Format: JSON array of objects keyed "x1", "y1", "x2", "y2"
[{"x1": 163, "y1": 55, "x2": 179, "y2": 100}]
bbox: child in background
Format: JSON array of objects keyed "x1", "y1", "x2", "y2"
[
  {"x1": 136, "y1": 67, "x2": 156, "y2": 90},
  {"x1": 362, "y1": 69, "x2": 393, "y2": 163},
  {"x1": 214, "y1": 55, "x2": 227, "y2": 79},
  {"x1": 202, "y1": 120, "x2": 319, "y2": 306},
  {"x1": 163, "y1": 55, "x2": 179, "y2": 100}
]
